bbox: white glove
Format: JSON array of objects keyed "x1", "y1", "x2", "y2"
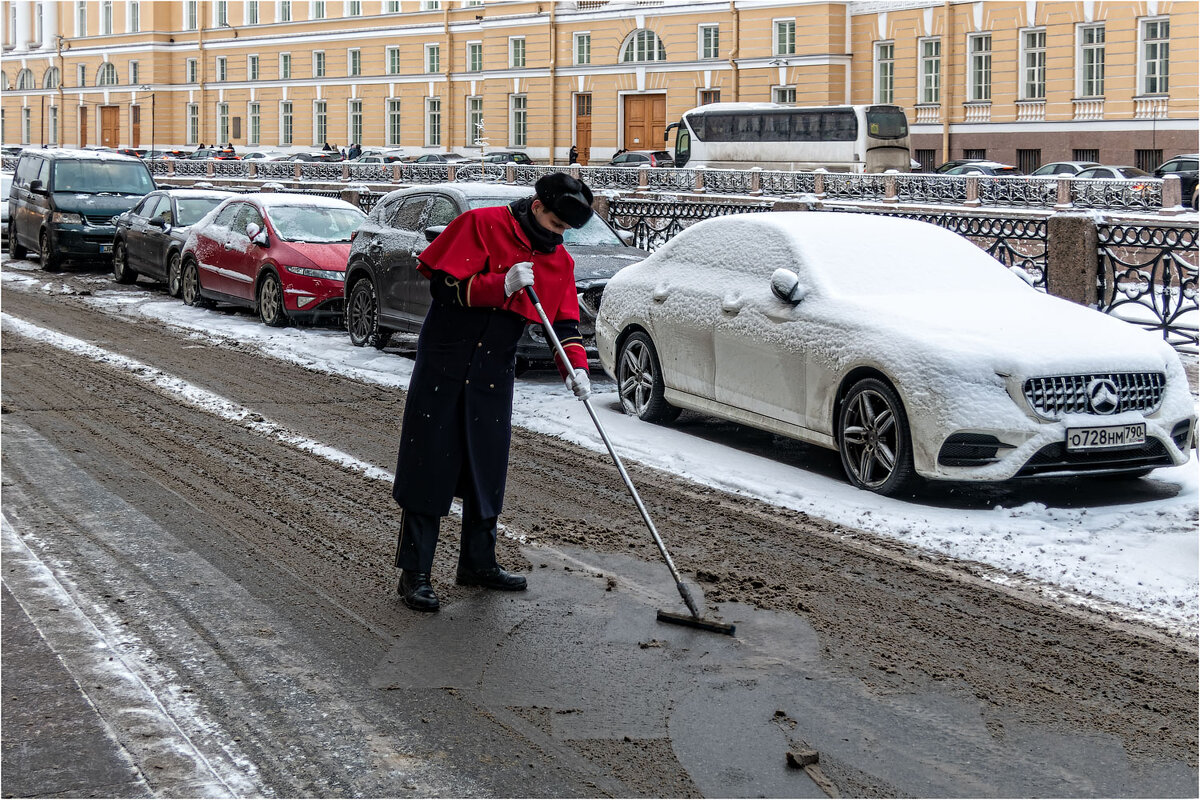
[
  {"x1": 503, "y1": 261, "x2": 535, "y2": 297},
  {"x1": 566, "y1": 368, "x2": 591, "y2": 401}
]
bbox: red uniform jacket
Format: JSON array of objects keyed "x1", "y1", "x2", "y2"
[{"x1": 417, "y1": 205, "x2": 588, "y2": 373}]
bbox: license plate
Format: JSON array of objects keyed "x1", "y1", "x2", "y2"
[
  {"x1": 99, "y1": 243, "x2": 112, "y2": 253},
  {"x1": 1065, "y1": 423, "x2": 1146, "y2": 451}
]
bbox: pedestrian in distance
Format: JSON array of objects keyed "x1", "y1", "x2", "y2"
[
  {"x1": 392, "y1": 172, "x2": 596, "y2": 612},
  {"x1": 568, "y1": 144, "x2": 579, "y2": 165},
  {"x1": 322, "y1": 141, "x2": 333, "y2": 152}
]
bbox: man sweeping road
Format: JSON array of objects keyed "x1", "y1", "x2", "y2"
[{"x1": 392, "y1": 173, "x2": 595, "y2": 612}]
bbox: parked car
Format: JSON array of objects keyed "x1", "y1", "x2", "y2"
[
  {"x1": 186, "y1": 147, "x2": 240, "y2": 160},
  {"x1": 343, "y1": 183, "x2": 648, "y2": 369},
  {"x1": 352, "y1": 149, "x2": 407, "y2": 164},
  {"x1": 7, "y1": 148, "x2": 156, "y2": 271},
  {"x1": 1074, "y1": 165, "x2": 1149, "y2": 180},
  {"x1": 940, "y1": 161, "x2": 1021, "y2": 176},
  {"x1": 240, "y1": 149, "x2": 287, "y2": 161},
  {"x1": 111, "y1": 188, "x2": 229, "y2": 294},
  {"x1": 273, "y1": 151, "x2": 343, "y2": 162},
  {"x1": 145, "y1": 149, "x2": 192, "y2": 160},
  {"x1": 1, "y1": 171, "x2": 12, "y2": 238},
  {"x1": 477, "y1": 151, "x2": 534, "y2": 165},
  {"x1": 609, "y1": 150, "x2": 675, "y2": 168},
  {"x1": 1030, "y1": 161, "x2": 1101, "y2": 176},
  {"x1": 180, "y1": 193, "x2": 365, "y2": 326},
  {"x1": 595, "y1": 213, "x2": 1194, "y2": 496},
  {"x1": 1154, "y1": 153, "x2": 1198, "y2": 209},
  {"x1": 402, "y1": 152, "x2": 469, "y2": 164}
]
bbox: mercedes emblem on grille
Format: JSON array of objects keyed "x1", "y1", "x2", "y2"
[{"x1": 1086, "y1": 378, "x2": 1120, "y2": 414}]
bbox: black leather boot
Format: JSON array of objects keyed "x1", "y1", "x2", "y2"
[
  {"x1": 455, "y1": 564, "x2": 527, "y2": 591},
  {"x1": 398, "y1": 570, "x2": 440, "y2": 611}
]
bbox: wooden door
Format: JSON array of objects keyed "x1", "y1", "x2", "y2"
[
  {"x1": 79, "y1": 107, "x2": 88, "y2": 147},
  {"x1": 575, "y1": 94, "x2": 592, "y2": 166},
  {"x1": 131, "y1": 105, "x2": 141, "y2": 147},
  {"x1": 100, "y1": 106, "x2": 119, "y2": 147},
  {"x1": 622, "y1": 94, "x2": 665, "y2": 151}
]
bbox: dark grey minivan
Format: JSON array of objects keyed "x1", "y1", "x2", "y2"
[{"x1": 7, "y1": 149, "x2": 155, "y2": 271}]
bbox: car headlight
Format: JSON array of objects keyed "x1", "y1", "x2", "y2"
[
  {"x1": 51, "y1": 211, "x2": 84, "y2": 224},
  {"x1": 282, "y1": 265, "x2": 344, "y2": 281}
]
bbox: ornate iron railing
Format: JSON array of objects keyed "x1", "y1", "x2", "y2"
[
  {"x1": 607, "y1": 196, "x2": 773, "y2": 251},
  {"x1": 1097, "y1": 223, "x2": 1199, "y2": 354},
  {"x1": 1071, "y1": 177, "x2": 1163, "y2": 211}
]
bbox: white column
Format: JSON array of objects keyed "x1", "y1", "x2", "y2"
[
  {"x1": 15, "y1": 0, "x2": 33, "y2": 50},
  {"x1": 41, "y1": 1, "x2": 58, "y2": 51}
]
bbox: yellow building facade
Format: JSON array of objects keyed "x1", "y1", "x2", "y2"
[{"x1": 2, "y1": 1, "x2": 1196, "y2": 170}]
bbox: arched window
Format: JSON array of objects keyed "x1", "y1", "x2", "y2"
[
  {"x1": 43, "y1": 67, "x2": 60, "y2": 89},
  {"x1": 97, "y1": 62, "x2": 118, "y2": 86},
  {"x1": 620, "y1": 29, "x2": 666, "y2": 63},
  {"x1": 15, "y1": 69, "x2": 35, "y2": 90}
]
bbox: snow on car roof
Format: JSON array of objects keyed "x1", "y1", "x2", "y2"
[
  {"x1": 159, "y1": 188, "x2": 232, "y2": 198},
  {"x1": 38, "y1": 148, "x2": 143, "y2": 163},
  {"x1": 251, "y1": 192, "x2": 362, "y2": 210}
]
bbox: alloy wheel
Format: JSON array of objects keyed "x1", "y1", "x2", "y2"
[{"x1": 838, "y1": 378, "x2": 915, "y2": 495}]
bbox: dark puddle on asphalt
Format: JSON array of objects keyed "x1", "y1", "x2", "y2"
[{"x1": 370, "y1": 542, "x2": 1196, "y2": 798}]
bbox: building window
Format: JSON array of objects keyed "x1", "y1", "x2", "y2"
[
  {"x1": 215, "y1": 0, "x2": 228, "y2": 26},
  {"x1": 247, "y1": 1, "x2": 259, "y2": 25},
  {"x1": 968, "y1": 33, "x2": 992, "y2": 101},
  {"x1": 21, "y1": 107, "x2": 31, "y2": 145},
  {"x1": 101, "y1": 0, "x2": 113, "y2": 34},
  {"x1": 129, "y1": 61, "x2": 140, "y2": 85},
  {"x1": 963, "y1": 148, "x2": 986, "y2": 160},
  {"x1": 920, "y1": 38, "x2": 941, "y2": 104},
  {"x1": 387, "y1": 99, "x2": 402, "y2": 146},
  {"x1": 183, "y1": 0, "x2": 197, "y2": 31},
  {"x1": 76, "y1": 0, "x2": 88, "y2": 35},
  {"x1": 1017, "y1": 149, "x2": 1041, "y2": 173},
  {"x1": 248, "y1": 55, "x2": 259, "y2": 80},
  {"x1": 700, "y1": 24, "x2": 719, "y2": 59},
  {"x1": 774, "y1": 20, "x2": 795, "y2": 56},
  {"x1": 386, "y1": 0, "x2": 400, "y2": 11},
  {"x1": 216, "y1": 56, "x2": 228, "y2": 82},
  {"x1": 312, "y1": 1, "x2": 326, "y2": 20},
  {"x1": 348, "y1": 0, "x2": 361, "y2": 15},
  {"x1": 280, "y1": 101, "x2": 293, "y2": 145},
  {"x1": 7, "y1": 5, "x2": 15, "y2": 46},
  {"x1": 772, "y1": 86, "x2": 796, "y2": 104},
  {"x1": 1073, "y1": 148, "x2": 1099, "y2": 162},
  {"x1": 510, "y1": 37, "x2": 526, "y2": 68},
  {"x1": 97, "y1": 62, "x2": 118, "y2": 86},
  {"x1": 313, "y1": 51, "x2": 325, "y2": 78},
  {"x1": 387, "y1": 46, "x2": 401, "y2": 74},
  {"x1": 425, "y1": 44, "x2": 440, "y2": 73},
  {"x1": 1135, "y1": 149, "x2": 1162, "y2": 172},
  {"x1": 186, "y1": 58, "x2": 197, "y2": 83},
  {"x1": 49, "y1": 105, "x2": 58, "y2": 145},
  {"x1": 1021, "y1": 29, "x2": 1046, "y2": 99},
  {"x1": 699, "y1": 89, "x2": 720, "y2": 105},
  {"x1": 126, "y1": 0, "x2": 140, "y2": 31},
  {"x1": 217, "y1": 103, "x2": 230, "y2": 143},
  {"x1": 77, "y1": 64, "x2": 87, "y2": 87},
  {"x1": 187, "y1": 103, "x2": 200, "y2": 144},
  {"x1": 16, "y1": 69, "x2": 34, "y2": 90},
  {"x1": 249, "y1": 102, "x2": 261, "y2": 144},
  {"x1": 875, "y1": 42, "x2": 894, "y2": 103},
  {"x1": 279, "y1": 1, "x2": 292, "y2": 22},
  {"x1": 43, "y1": 67, "x2": 59, "y2": 89},
  {"x1": 421, "y1": 0, "x2": 440, "y2": 9},
  {"x1": 1079, "y1": 24, "x2": 1104, "y2": 97},
  {"x1": 621, "y1": 29, "x2": 665, "y2": 62},
  {"x1": 280, "y1": 53, "x2": 291, "y2": 79},
  {"x1": 314, "y1": 100, "x2": 327, "y2": 145},
  {"x1": 425, "y1": 97, "x2": 441, "y2": 146},
  {"x1": 467, "y1": 96, "x2": 483, "y2": 145},
  {"x1": 510, "y1": 95, "x2": 527, "y2": 147},
  {"x1": 574, "y1": 32, "x2": 591, "y2": 65},
  {"x1": 1141, "y1": 18, "x2": 1169, "y2": 94},
  {"x1": 349, "y1": 49, "x2": 361, "y2": 76},
  {"x1": 35, "y1": 3, "x2": 44, "y2": 41},
  {"x1": 467, "y1": 42, "x2": 483, "y2": 72},
  {"x1": 349, "y1": 99, "x2": 362, "y2": 144},
  {"x1": 914, "y1": 148, "x2": 936, "y2": 172}
]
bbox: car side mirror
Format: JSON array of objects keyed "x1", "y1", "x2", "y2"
[
  {"x1": 28, "y1": 179, "x2": 45, "y2": 193},
  {"x1": 770, "y1": 268, "x2": 807, "y2": 305},
  {"x1": 424, "y1": 225, "x2": 446, "y2": 243},
  {"x1": 246, "y1": 222, "x2": 268, "y2": 246},
  {"x1": 148, "y1": 215, "x2": 167, "y2": 228}
]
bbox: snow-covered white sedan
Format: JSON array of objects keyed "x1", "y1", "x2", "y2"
[{"x1": 595, "y1": 213, "x2": 1195, "y2": 496}]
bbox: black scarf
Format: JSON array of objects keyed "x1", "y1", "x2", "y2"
[{"x1": 509, "y1": 197, "x2": 563, "y2": 254}]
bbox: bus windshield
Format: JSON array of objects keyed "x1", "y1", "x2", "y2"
[{"x1": 865, "y1": 106, "x2": 908, "y2": 139}]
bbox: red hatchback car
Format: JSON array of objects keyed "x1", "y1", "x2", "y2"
[{"x1": 180, "y1": 193, "x2": 365, "y2": 326}]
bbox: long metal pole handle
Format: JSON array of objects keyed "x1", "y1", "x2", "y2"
[{"x1": 523, "y1": 287, "x2": 699, "y2": 618}]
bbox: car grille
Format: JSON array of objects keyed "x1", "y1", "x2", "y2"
[
  {"x1": 84, "y1": 213, "x2": 116, "y2": 226},
  {"x1": 578, "y1": 284, "x2": 606, "y2": 320},
  {"x1": 1022, "y1": 372, "x2": 1165, "y2": 417}
]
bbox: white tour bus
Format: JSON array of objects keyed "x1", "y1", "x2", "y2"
[{"x1": 666, "y1": 102, "x2": 912, "y2": 173}]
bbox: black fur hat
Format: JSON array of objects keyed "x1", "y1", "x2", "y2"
[{"x1": 535, "y1": 172, "x2": 594, "y2": 228}]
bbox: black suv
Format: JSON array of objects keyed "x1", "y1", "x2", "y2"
[
  {"x1": 343, "y1": 183, "x2": 647, "y2": 369},
  {"x1": 8, "y1": 148, "x2": 155, "y2": 270},
  {"x1": 1154, "y1": 154, "x2": 1198, "y2": 209}
]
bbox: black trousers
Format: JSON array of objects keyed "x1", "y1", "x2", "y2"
[{"x1": 395, "y1": 491, "x2": 499, "y2": 574}]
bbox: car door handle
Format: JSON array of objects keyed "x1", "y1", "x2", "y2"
[
  {"x1": 722, "y1": 295, "x2": 744, "y2": 315},
  {"x1": 652, "y1": 285, "x2": 669, "y2": 303}
]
